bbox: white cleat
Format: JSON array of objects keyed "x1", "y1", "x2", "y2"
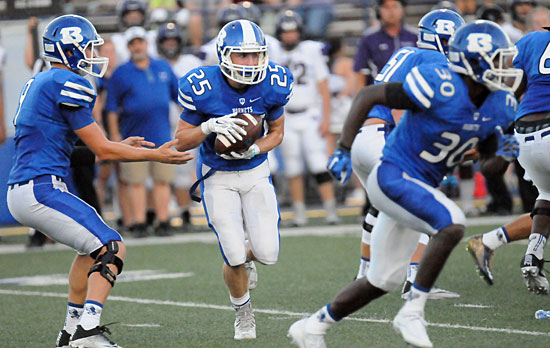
[
  {"x1": 245, "y1": 261, "x2": 258, "y2": 290},
  {"x1": 288, "y1": 318, "x2": 326, "y2": 348},
  {"x1": 234, "y1": 302, "x2": 256, "y2": 340},
  {"x1": 69, "y1": 325, "x2": 122, "y2": 348},
  {"x1": 393, "y1": 308, "x2": 433, "y2": 348}
]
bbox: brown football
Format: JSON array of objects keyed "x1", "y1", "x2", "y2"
[{"x1": 215, "y1": 113, "x2": 264, "y2": 156}]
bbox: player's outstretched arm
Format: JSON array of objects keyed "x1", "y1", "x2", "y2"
[
  {"x1": 338, "y1": 82, "x2": 417, "y2": 150},
  {"x1": 75, "y1": 122, "x2": 193, "y2": 164}
]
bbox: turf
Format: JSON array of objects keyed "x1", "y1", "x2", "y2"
[{"x1": 0, "y1": 224, "x2": 549, "y2": 347}]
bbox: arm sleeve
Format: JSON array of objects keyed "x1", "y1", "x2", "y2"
[
  {"x1": 512, "y1": 35, "x2": 528, "y2": 70},
  {"x1": 60, "y1": 104, "x2": 95, "y2": 131},
  {"x1": 353, "y1": 37, "x2": 370, "y2": 73},
  {"x1": 56, "y1": 74, "x2": 97, "y2": 109}
]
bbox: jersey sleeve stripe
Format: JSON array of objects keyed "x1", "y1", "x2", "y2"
[
  {"x1": 60, "y1": 102, "x2": 81, "y2": 107},
  {"x1": 405, "y1": 74, "x2": 431, "y2": 109},
  {"x1": 178, "y1": 96, "x2": 197, "y2": 110},
  {"x1": 60, "y1": 90, "x2": 93, "y2": 102},
  {"x1": 64, "y1": 81, "x2": 96, "y2": 96},
  {"x1": 179, "y1": 90, "x2": 193, "y2": 102},
  {"x1": 411, "y1": 67, "x2": 435, "y2": 98}
]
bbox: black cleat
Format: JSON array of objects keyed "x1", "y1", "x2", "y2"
[{"x1": 56, "y1": 329, "x2": 71, "y2": 348}]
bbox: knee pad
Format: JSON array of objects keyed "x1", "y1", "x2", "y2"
[
  {"x1": 314, "y1": 171, "x2": 332, "y2": 185},
  {"x1": 88, "y1": 241, "x2": 124, "y2": 287}
]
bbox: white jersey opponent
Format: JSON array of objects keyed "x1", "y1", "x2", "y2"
[{"x1": 274, "y1": 40, "x2": 328, "y2": 114}]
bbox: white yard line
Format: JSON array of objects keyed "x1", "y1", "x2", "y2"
[
  {"x1": 0, "y1": 288, "x2": 547, "y2": 337},
  {"x1": 0, "y1": 216, "x2": 515, "y2": 255}
]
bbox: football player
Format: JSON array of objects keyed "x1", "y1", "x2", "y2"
[
  {"x1": 274, "y1": 10, "x2": 339, "y2": 226},
  {"x1": 6, "y1": 15, "x2": 192, "y2": 348},
  {"x1": 512, "y1": 26, "x2": 550, "y2": 295},
  {"x1": 329, "y1": 9, "x2": 465, "y2": 299},
  {"x1": 156, "y1": 22, "x2": 202, "y2": 231},
  {"x1": 289, "y1": 20, "x2": 521, "y2": 348},
  {"x1": 174, "y1": 20, "x2": 293, "y2": 340}
]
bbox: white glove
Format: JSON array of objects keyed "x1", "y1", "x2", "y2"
[
  {"x1": 220, "y1": 144, "x2": 260, "y2": 160},
  {"x1": 201, "y1": 113, "x2": 248, "y2": 144}
]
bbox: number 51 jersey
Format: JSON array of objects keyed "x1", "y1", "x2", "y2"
[
  {"x1": 178, "y1": 62, "x2": 293, "y2": 171},
  {"x1": 382, "y1": 63, "x2": 517, "y2": 187}
]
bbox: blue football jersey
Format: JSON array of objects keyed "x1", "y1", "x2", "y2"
[
  {"x1": 178, "y1": 62, "x2": 293, "y2": 171},
  {"x1": 8, "y1": 69, "x2": 96, "y2": 184},
  {"x1": 513, "y1": 30, "x2": 550, "y2": 120},
  {"x1": 369, "y1": 47, "x2": 448, "y2": 125},
  {"x1": 383, "y1": 63, "x2": 517, "y2": 187}
]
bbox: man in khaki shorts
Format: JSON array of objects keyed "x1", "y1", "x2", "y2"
[{"x1": 107, "y1": 26, "x2": 180, "y2": 237}]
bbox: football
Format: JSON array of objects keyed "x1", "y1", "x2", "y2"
[{"x1": 215, "y1": 113, "x2": 264, "y2": 156}]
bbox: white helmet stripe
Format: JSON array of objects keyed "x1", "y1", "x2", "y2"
[{"x1": 239, "y1": 19, "x2": 256, "y2": 43}]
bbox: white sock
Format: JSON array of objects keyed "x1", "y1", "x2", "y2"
[
  {"x1": 403, "y1": 284, "x2": 429, "y2": 313},
  {"x1": 526, "y1": 233, "x2": 547, "y2": 260},
  {"x1": 230, "y1": 291, "x2": 250, "y2": 310},
  {"x1": 406, "y1": 263, "x2": 419, "y2": 283},
  {"x1": 63, "y1": 302, "x2": 83, "y2": 334},
  {"x1": 460, "y1": 178, "x2": 475, "y2": 211},
  {"x1": 79, "y1": 301, "x2": 103, "y2": 330},
  {"x1": 323, "y1": 199, "x2": 338, "y2": 221},
  {"x1": 306, "y1": 304, "x2": 338, "y2": 335},
  {"x1": 357, "y1": 257, "x2": 370, "y2": 279},
  {"x1": 482, "y1": 227, "x2": 509, "y2": 250}
]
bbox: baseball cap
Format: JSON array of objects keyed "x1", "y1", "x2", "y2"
[{"x1": 125, "y1": 26, "x2": 147, "y2": 44}]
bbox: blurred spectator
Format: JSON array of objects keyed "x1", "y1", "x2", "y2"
[
  {"x1": 106, "y1": 27, "x2": 179, "y2": 237},
  {"x1": 288, "y1": 0, "x2": 335, "y2": 39},
  {"x1": 111, "y1": 0, "x2": 158, "y2": 64},
  {"x1": 526, "y1": 6, "x2": 550, "y2": 32},
  {"x1": 179, "y1": 0, "x2": 205, "y2": 47},
  {"x1": 476, "y1": 4, "x2": 505, "y2": 24},
  {"x1": 432, "y1": 0, "x2": 461, "y2": 14},
  {"x1": 353, "y1": 0, "x2": 416, "y2": 90},
  {"x1": 455, "y1": 0, "x2": 478, "y2": 21},
  {"x1": 502, "y1": 0, "x2": 536, "y2": 42},
  {"x1": 156, "y1": 22, "x2": 202, "y2": 231}
]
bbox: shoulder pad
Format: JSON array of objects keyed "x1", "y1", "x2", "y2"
[
  {"x1": 177, "y1": 66, "x2": 218, "y2": 111},
  {"x1": 403, "y1": 63, "x2": 456, "y2": 110},
  {"x1": 54, "y1": 70, "x2": 96, "y2": 109},
  {"x1": 264, "y1": 62, "x2": 294, "y2": 107}
]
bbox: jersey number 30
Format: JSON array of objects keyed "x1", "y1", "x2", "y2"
[{"x1": 420, "y1": 132, "x2": 479, "y2": 167}]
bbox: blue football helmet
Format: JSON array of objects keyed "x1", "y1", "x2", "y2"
[
  {"x1": 448, "y1": 20, "x2": 523, "y2": 92},
  {"x1": 216, "y1": 19, "x2": 268, "y2": 85},
  {"x1": 417, "y1": 9, "x2": 465, "y2": 56},
  {"x1": 42, "y1": 15, "x2": 108, "y2": 78}
]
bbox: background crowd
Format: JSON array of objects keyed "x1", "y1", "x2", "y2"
[{"x1": 1, "y1": 0, "x2": 548, "y2": 245}]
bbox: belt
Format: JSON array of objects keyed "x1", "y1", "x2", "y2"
[
  {"x1": 9, "y1": 174, "x2": 64, "y2": 190},
  {"x1": 286, "y1": 107, "x2": 308, "y2": 114},
  {"x1": 515, "y1": 118, "x2": 550, "y2": 134}
]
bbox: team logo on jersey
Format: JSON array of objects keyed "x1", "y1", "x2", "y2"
[
  {"x1": 466, "y1": 33, "x2": 493, "y2": 53},
  {"x1": 60, "y1": 27, "x2": 84, "y2": 44},
  {"x1": 239, "y1": 98, "x2": 245, "y2": 105},
  {"x1": 434, "y1": 20, "x2": 456, "y2": 35}
]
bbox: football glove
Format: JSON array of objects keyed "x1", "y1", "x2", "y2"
[
  {"x1": 201, "y1": 112, "x2": 248, "y2": 144},
  {"x1": 327, "y1": 148, "x2": 352, "y2": 184},
  {"x1": 495, "y1": 126, "x2": 519, "y2": 162},
  {"x1": 220, "y1": 144, "x2": 260, "y2": 160}
]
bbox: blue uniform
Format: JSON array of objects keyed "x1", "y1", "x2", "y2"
[
  {"x1": 178, "y1": 62, "x2": 293, "y2": 171},
  {"x1": 369, "y1": 47, "x2": 447, "y2": 125},
  {"x1": 383, "y1": 63, "x2": 517, "y2": 188},
  {"x1": 106, "y1": 58, "x2": 178, "y2": 146},
  {"x1": 9, "y1": 69, "x2": 96, "y2": 184},
  {"x1": 7, "y1": 68, "x2": 120, "y2": 253},
  {"x1": 513, "y1": 31, "x2": 550, "y2": 120}
]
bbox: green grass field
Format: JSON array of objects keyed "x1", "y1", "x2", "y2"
[{"x1": 1, "y1": 223, "x2": 549, "y2": 348}]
